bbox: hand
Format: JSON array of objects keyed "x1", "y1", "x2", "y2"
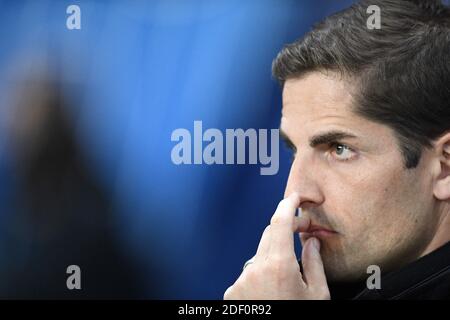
[{"x1": 223, "y1": 193, "x2": 330, "y2": 300}]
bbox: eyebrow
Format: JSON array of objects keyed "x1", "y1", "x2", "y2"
[
  {"x1": 309, "y1": 130, "x2": 358, "y2": 147},
  {"x1": 279, "y1": 129, "x2": 358, "y2": 151}
]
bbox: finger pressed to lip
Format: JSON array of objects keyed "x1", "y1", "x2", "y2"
[{"x1": 268, "y1": 193, "x2": 302, "y2": 257}]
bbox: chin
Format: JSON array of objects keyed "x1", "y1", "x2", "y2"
[{"x1": 320, "y1": 249, "x2": 369, "y2": 282}]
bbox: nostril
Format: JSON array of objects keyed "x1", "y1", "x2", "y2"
[{"x1": 299, "y1": 200, "x2": 317, "y2": 210}]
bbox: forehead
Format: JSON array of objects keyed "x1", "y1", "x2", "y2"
[
  {"x1": 282, "y1": 72, "x2": 355, "y2": 122},
  {"x1": 280, "y1": 71, "x2": 388, "y2": 142}
]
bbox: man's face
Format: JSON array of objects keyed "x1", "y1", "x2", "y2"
[{"x1": 281, "y1": 71, "x2": 439, "y2": 282}]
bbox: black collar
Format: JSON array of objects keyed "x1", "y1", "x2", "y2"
[{"x1": 328, "y1": 241, "x2": 450, "y2": 300}]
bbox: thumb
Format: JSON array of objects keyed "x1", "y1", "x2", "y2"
[{"x1": 301, "y1": 237, "x2": 328, "y2": 288}]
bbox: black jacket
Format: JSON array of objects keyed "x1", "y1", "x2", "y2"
[{"x1": 328, "y1": 241, "x2": 450, "y2": 300}]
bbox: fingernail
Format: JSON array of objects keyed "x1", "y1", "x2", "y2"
[{"x1": 312, "y1": 238, "x2": 320, "y2": 251}]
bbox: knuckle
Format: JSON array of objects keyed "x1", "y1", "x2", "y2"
[
  {"x1": 277, "y1": 198, "x2": 291, "y2": 210},
  {"x1": 270, "y1": 214, "x2": 290, "y2": 226},
  {"x1": 270, "y1": 215, "x2": 279, "y2": 225}
]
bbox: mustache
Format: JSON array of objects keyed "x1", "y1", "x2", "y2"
[{"x1": 298, "y1": 208, "x2": 339, "y2": 233}]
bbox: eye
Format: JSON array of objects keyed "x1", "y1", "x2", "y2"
[{"x1": 329, "y1": 143, "x2": 356, "y2": 161}]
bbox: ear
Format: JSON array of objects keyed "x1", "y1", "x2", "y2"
[{"x1": 433, "y1": 132, "x2": 450, "y2": 201}]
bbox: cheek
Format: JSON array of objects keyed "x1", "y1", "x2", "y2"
[{"x1": 321, "y1": 163, "x2": 404, "y2": 237}]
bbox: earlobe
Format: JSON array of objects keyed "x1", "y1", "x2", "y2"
[
  {"x1": 433, "y1": 137, "x2": 450, "y2": 201},
  {"x1": 435, "y1": 176, "x2": 450, "y2": 200}
]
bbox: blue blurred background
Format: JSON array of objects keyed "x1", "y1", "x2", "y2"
[{"x1": 0, "y1": 0, "x2": 356, "y2": 299}]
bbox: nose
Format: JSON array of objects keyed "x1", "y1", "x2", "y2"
[{"x1": 284, "y1": 154, "x2": 325, "y2": 209}]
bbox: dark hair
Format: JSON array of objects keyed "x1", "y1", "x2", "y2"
[{"x1": 272, "y1": 0, "x2": 450, "y2": 168}]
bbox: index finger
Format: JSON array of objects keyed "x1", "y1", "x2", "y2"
[{"x1": 268, "y1": 192, "x2": 301, "y2": 258}]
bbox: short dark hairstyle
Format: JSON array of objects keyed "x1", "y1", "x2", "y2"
[{"x1": 272, "y1": 0, "x2": 450, "y2": 168}]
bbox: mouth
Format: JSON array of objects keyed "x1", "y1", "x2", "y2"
[{"x1": 302, "y1": 223, "x2": 338, "y2": 239}]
